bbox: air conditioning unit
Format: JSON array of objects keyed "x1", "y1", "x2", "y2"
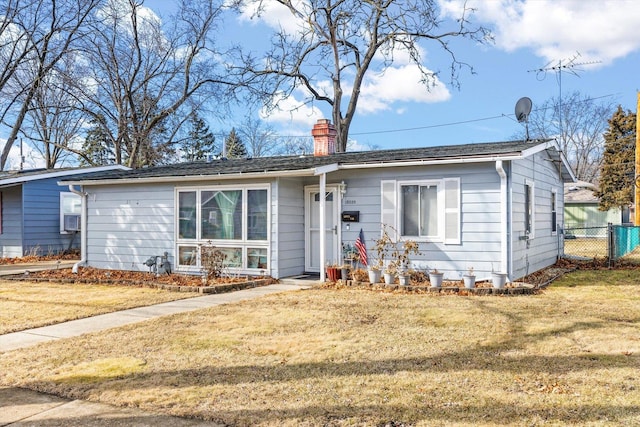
[{"x1": 63, "y1": 214, "x2": 81, "y2": 232}]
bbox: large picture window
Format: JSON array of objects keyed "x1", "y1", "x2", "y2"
[{"x1": 176, "y1": 186, "x2": 269, "y2": 271}]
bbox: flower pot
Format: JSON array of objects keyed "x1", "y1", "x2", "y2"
[
  {"x1": 341, "y1": 268, "x2": 350, "y2": 281},
  {"x1": 429, "y1": 272, "x2": 444, "y2": 288},
  {"x1": 367, "y1": 268, "x2": 381, "y2": 284},
  {"x1": 398, "y1": 274, "x2": 410, "y2": 286},
  {"x1": 326, "y1": 267, "x2": 340, "y2": 282},
  {"x1": 463, "y1": 274, "x2": 476, "y2": 289},
  {"x1": 491, "y1": 272, "x2": 508, "y2": 289},
  {"x1": 383, "y1": 272, "x2": 396, "y2": 285}
]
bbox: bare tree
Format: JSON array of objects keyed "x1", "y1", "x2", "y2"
[
  {"x1": 236, "y1": 0, "x2": 491, "y2": 152},
  {"x1": 21, "y1": 52, "x2": 87, "y2": 167},
  {"x1": 237, "y1": 115, "x2": 279, "y2": 157},
  {"x1": 0, "y1": 0, "x2": 99, "y2": 169},
  {"x1": 523, "y1": 91, "x2": 616, "y2": 184},
  {"x1": 78, "y1": 0, "x2": 236, "y2": 168}
]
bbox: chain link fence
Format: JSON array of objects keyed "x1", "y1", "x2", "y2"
[
  {"x1": 563, "y1": 225, "x2": 609, "y2": 259},
  {"x1": 563, "y1": 223, "x2": 640, "y2": 265}
]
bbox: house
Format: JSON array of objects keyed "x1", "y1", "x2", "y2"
[
  {"x1": 60, "y1": 120, "x2": 575, "y2": 281},
  {"x1": 564, "y1": 181, "x2": 628, "y2": 238},
  {"x1": 0, "y1": 166, "x2": 128, "y2": 258}
]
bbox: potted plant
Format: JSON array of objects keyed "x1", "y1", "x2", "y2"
[
  {"x1": 383, "y1": 265, "x2": 396, "y2": 285},
  {"x1": 398, "y1": 269, "x2": 412, "y2": 286},
  {"x1": 395, "y1": 239, "x2": 420, "y2": 286},
  {"x1": 340, "y1": 264, "x2": 351, "y2": 281},
  {"x1": 428, "y1": 268, "x2": 444, "y2": 288},
  {"x1": 326, "y1": 264, "x2": 341, "y2": 282},
  {"x1": 491, "y1": 271, "x2": 508, "y2": 289},
  {"x1": 463, "y1": 267, "x2": 476, "y2": 289},
  {"x1": 369, "y1": 227, "x2": 392, "y2": 283}
]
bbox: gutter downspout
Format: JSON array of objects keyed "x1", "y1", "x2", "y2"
[
  {"x1": 68, "y1": 185, "x2": 87, "y2": 274},
  {"x1": 495, "y1": 161, "x2": 509, "y2": 278}
]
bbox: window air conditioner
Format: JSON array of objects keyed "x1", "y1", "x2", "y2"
[{"x1": 64, "y1": 214, "x2": 81, "y2": 231}]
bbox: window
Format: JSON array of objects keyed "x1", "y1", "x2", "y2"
[
  {"x1": 551, "y1": 189, "x2": 557, "y2": 235},
  {"x1": 382, "y1": 178, "x2": 460, "y2": 244},
  {"x1": 401, "y1": 184, "x2": 438, "y2": 237},
  {"x1": 176, "y1": 186, "x2": 269, "y2": 271},
  {"x1": 525, "y1": 181, "x2": 534, "y2": 238},
  {"x1": 60, "y1": 192, "x2": 81, "y2": 233}
]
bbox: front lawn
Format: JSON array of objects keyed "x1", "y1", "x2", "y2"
[
  {"x1": 1, "y1": 270, "x2": 639, "y2": 426},
  {"x1": 0, "y1": 280, "x2": 199, "y2": 334}
]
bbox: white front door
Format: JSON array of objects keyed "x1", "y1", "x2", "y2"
[{"x1": 305, "y1": 186, "x2": 340, "y2": 272}]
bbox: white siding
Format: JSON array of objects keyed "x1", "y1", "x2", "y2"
[
  {"x1": 511, "y1": 151, "x2": 565, "y2": 279},
  {"x1": 331, "y1": 163, "x2": 503, "y2": 280},
  {"x1": 0, "y1": 186, "x2": 23, "y2": 257},
  {"x1": 272, "y1": 178, "x2": 304, "y2": 278},
  {"x1": 86, "y1": 183, "x2": 175, "y2": 271}
]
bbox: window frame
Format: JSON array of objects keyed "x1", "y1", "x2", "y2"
[
  {"x1": 398, "y1": 179, "x2": 443, "y2": 241},
  {"x1": 384, "y1": 177, "x2": 460, "y2": 244},
  {"x1": 59, "y1": 192, "x2": 82, "y2": 234},
  {"x1": 524, "y1": 180, "x2": 535, "y2": 239},
  {"x1": 175, "y1": 185, "x2": 270, "y2": 272},
  {"x1": 551, "y1": 189, "x2": 557, "y2": 235}
]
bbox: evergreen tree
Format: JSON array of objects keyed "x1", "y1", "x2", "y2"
[
  {"x1": 81, "y1": 115, "x2": 114, "y2": 166},
  {"x1": 182, "y1": 114, "x2": 216, "y2": 162},
  {"x1": 224, "y1": 128, "x2": 247, "y2": 159},
  {"x1": 595, "y1": 106, "x2": 636, "y2": 211}
]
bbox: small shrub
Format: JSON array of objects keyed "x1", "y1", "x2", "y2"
[{"x1": 200, "y1": 245, "x2": 227, "y2": 281}]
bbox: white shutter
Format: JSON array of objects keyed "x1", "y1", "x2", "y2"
[
  {"x1": 381, "y1": 180, "x2": 397, "y2": 239},
  {"x1": 443, "y1": 178, "x2": 460, "y2": 244}
]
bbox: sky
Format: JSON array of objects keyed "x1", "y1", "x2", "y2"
[{"x1": 7, "y1": 0, "x2": 640, "y2": 168}]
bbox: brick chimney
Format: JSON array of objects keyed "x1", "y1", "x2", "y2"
[{"x1": 312, "y1": 119, "x2": 337, "y2": 156}]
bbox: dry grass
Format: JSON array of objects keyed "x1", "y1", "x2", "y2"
[
  {"x1": 1, "y1": 270, "x2": 639, "y2": 426},
  {"x1": 564, "y1": 238, "x2": 608, "y2": 259},
  {"x1": 0, "y1": 280, "x2": 199, "y2": 334}
]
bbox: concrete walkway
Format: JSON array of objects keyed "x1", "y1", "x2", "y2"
[
  {"x1": 0, "y1": 260, "x2": 78, "y2": 277},
  {"x1": 0, "y1": 274, "x2": 317, "y2": 426}
]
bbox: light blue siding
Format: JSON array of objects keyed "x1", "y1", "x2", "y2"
[
  {"x1": 85, "y1": 183, "x2": 175, "y2": 271},
  {"x1": 511, "y1": 150, "x2": 565, "y2": 279},
  {"x1": 272, "y1": 177, "x2": 305, "y2": 278}
]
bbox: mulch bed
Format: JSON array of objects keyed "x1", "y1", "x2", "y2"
[
  {"x1": 320, "y1": 258, "x2": 590, "y2": 296},
  {"x1": 7, "y1": 266, "x2": 277, "y2": 294}
]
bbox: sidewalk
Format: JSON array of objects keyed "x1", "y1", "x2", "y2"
[
  {"x1": 0, "y1": 275, "x2": 317, "y2": 426},
  {"x1": 0, "y1": 260, "x2": 78, "y2": 277}
]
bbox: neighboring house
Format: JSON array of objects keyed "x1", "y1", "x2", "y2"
[
  {"x1": 0, "y1": 166, "x2": 128, "y2": 257},
  {"x1": 60, "y1": 119, "x2": 575, "y2": 281},
  {"x1": 564, "y1": 181, "x2": 628, "y2": 238}
]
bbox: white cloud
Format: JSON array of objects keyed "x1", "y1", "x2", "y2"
[
  {"x1": 358, "y1": 64, "x2": 451, "y2": 114},
  {"x1": 259, "y1": 91, "x2": 324, "y2": 129},
  {"x1": 238, "y1": 0, "x2": 307, "y2": 34},
  {"x1": 440, "y1": 0, "x2": 640, "y2": 65}
]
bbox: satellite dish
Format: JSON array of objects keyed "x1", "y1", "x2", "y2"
[{"x1": 515, "y1": 97, "x2": 532, "y2": 123}]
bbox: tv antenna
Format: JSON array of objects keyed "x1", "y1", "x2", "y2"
[
  {"x1": 528, "y1": 52, "x2": 601, "y2": 146},
  {"x1": 515, "y1": 97, "x2": 533, "y2": 141}
]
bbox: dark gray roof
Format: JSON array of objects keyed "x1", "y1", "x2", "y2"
[
  {"x1": 61, "y1": 139, "x2": 564, "y2": 183},
  {"x1": 0, "y1": 165, "x2": 128, "y2": 186}
]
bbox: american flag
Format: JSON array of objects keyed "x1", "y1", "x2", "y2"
[{"x1": 355, "y1": 228, "x2": 368, "y2": 267}]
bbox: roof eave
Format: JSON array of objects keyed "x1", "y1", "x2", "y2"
[{"x1": 62, "y1": 167, "x2": 319, "y2": 186}]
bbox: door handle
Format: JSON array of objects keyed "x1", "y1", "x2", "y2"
[{"x1": 333, "y1": 225, "x2": 338, "y2": 235}]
